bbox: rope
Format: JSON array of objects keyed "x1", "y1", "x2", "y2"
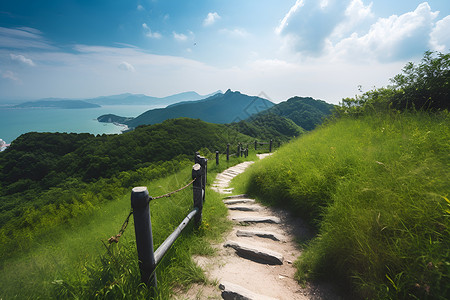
[
  {"x1": 107, "y1": 177, "x2": 197, "y2": 244},
  {"x1": 150, "y1": 178, "x2": 196, "y2": 201},
  {"x1": 108, "y1": 209, "x2": 133, "y2": 244}
]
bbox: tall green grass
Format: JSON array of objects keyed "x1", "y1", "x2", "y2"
[
  {"x1": 0, "y1": 153, "x2": 252, "y2": 299},
  {"x1": 232, "y1": 111, "x2": 450, "y2": 299}
]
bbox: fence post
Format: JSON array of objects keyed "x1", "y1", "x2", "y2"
[
  {"x1": 226, "y1": 143, "x2": 230, "y2": 161},
  {"x1": 254, "y1": 140, "x2": 257, "y2": 150},
  {"x1": 278, "y1": 140, "x2": 281, "y2": 148},
  {"x1": 195, "y1": 155, "x2": 207, "y2": 202},
  {"x1": 192, "y1": 164, "x2": 203, "y2": 227},
  {"x1": 131, "y1": 187, "x2": 157, "y2": 288},
  {"x1": 215, "y1": 150, "x2": 219, "y2": 165},
  {"x1": 269, "y1": 139, "x2": 273, "y2": 153}
]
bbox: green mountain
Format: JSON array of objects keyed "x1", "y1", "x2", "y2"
[
  {"x1": 125, "y1": 90, "x2": 274, "y2": 128},
  {"x1": 13, "y1": 100, "x2": 100, "y2": 109},
  {"x1": 228, "y1": 113, "x2": 305, "y2": 142},
  {"x1": 260, "y1": 97, "x2": 335, "y2": 131}
]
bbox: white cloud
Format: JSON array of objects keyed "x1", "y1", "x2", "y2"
[
  {"x1": 1, "y1": 70, "x2": 20, "y2": 81},
  {"x1": 275, "y1": 0, "x2": 305, "y2": 35},
  {"x1": 331, "y1": 0, "x2": 374, "y2": 40},
  {"x1": 219, "y1": 28, "x2": 249, "y2": 38},
  {"x1": 137, "y1": 4, "x2": 144, "y2": 11},
  {"x1": 173, "y1": 31, "x2": 188, "y2": 41},
  {"x1": 142, "y1": 23, "x2": 162, "y2": 39},
  {"x1": 118, "y1": 61, "x2": 135, "y2": 72},
  {"x1": 0, "y1": 27, "x2": 55, "y2": 50},
  {"x1": 203, "y1": 12, "x2": 221, "y2": 26},
  {"x1": 275, "y1": 0, "x2": 349, "y2": 55},
  {"x1": 430, "y1": 15, "x2": 450, "y2": 52},
  {"x1": 10, "y1": 54, "x2": 35, "y2": 66},
  {"x1": 331, "y1": 2, "x2": 439, "y2": 61}
]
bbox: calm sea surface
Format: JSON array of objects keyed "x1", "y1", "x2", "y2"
[{"x1": 0, "y1": 105, "x2": 160, "y2": 144}]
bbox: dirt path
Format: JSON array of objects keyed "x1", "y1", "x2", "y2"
[{"x1": 178, "y1": 155, "x2": 339, "y2": 300}]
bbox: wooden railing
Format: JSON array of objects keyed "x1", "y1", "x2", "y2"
[
  {"x1": 131, "y1": 153, "x2": 207, "y2": 288},
  {"x1": 214, "y1": 140, "x2": 278, "y2": 165}
]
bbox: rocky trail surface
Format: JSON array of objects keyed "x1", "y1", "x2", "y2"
[{"x1": 178, "y1": 154, "x2": 340, "y2": 300}]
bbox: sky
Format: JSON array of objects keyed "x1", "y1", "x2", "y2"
[{"x1": 0, "y1": 0, "x2": 449, "y2": 104}]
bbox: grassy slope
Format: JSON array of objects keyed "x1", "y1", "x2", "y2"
[
  {"x1": 231, "y1": 112, "x2": 449, "y2": 299},
  {"x1": 0, "y1": 154, "x2": 254, "y2": 299}
]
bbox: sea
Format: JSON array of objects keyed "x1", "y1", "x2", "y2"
[{"x1": 0, "y1": 105, "x2": 161, "y2": 144}]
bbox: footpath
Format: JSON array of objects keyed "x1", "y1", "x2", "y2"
[{"x1": 180, "y1": 154, "x2": 338, "y2": 300}]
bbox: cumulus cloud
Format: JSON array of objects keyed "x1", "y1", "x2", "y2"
[
  {"x1": 276, "y1": 0, "x2": 349, "y2": 55},
  {"x1": 203, "y1": 12, "x2": 221, "y2": 26},
  {"x1": 277, "y1": 1, "x2": 446, "y2": 62},
  {"x1": 173, "y1": 31, "x2": 188, "y2": 41},
  {"x1": 10, "y1": 54, "x2": 35, "y2": 66},
  {"x1": 142, "y1": 23, "x2": 162, "y2": 39},
  {"x1": 430, "y1": 15, "x2": 450, "y2": 52},
  {"x1": 332, "y1": 2, "x2": 439, "y2": 61},
  {"x1": 330, "y1": 0, "x2": 373, "y2": 40},
  {"x1": 118, "y1": 61, "x2": 135, "y2": 72}
]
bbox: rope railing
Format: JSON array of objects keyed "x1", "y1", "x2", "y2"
[
  {"x1": 105, "y1": 153, "x2": 208, "y2": 289},
  {"x1": 107, "y1": 178, "x2": 197, "y2": 244}
]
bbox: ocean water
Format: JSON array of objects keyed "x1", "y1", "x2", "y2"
[{"x1": 0, "y1": 105, "x2": 160, "y2": 144}]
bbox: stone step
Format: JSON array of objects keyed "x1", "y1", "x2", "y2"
[
  {"x1": 217, "y1": 173, "x2": 234, "y2": 179},
  {"x1": 219, "y1": 281, "x2": 279, "y2": 300},
  {"x1": 232, "y1": 216, "x2": 281, "y2": 224},
  {"x1": 236, "y1": 229, "x2": 283, "y2": 241},
  {"x1": 227, "y1": 205, "x2": 261, "y2": 212},
  {"x1": 224, "y1": 194, "x2": 248, "y2": 199},
  {"x1": 223, "y1": 240, "x2": 284, "y2": 265},
  {"x1": 223, "y1": 199, "x2": 255, "y2": 205}
]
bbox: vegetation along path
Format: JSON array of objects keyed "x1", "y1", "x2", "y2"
[{"x1": 182, "y1": 154, "x2": 338, "y2": 300}]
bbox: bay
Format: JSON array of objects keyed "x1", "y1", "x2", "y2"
[{"x1": 0, "y1": 105, "x2": 160, "y2": 144}]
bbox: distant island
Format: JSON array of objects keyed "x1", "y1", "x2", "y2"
[
  {"x1": 14, "y1": 100, "x2": 100, "y2": 109},
  {"x1": 97, "y1": 114, "x2": 134, "y2": 124}
]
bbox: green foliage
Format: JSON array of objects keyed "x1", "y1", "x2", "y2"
[
  {"x1": 0, "y1": 118, "x2": 251, "y2": 228},
  {"x1": 236, "y1": 112, "x2": 450, "y2": 299},
  {"x1": 0, "y1": 147, "x2": 250, "y2": 299},
  {"x1": 336, "y1": 51, "x2": 450, "y2": 115},
  {"x1": 228, "y1": 113, "x2": 305, "y2": 142},
  {"x1": 259, "y1": 96, "x2": 335, "y2": 131}
]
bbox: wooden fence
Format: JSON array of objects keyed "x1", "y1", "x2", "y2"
[
  {"x1": 214, "y1": 139, "x2": 277, "y2": 165},
  {"x1": 131, "y1": 153, "x2": 207, "y2": 288}
]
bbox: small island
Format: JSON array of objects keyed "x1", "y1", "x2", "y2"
[
  {"x1": 97, "y1": 114, "x2": 134, "y2": 124},
  {"x1": 97, "y1": 114, "x2": 134, "y2": 132}
]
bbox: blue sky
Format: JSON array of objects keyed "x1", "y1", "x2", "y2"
[{"x1": 1, "y1": 0, "x2": 449, "y2": 104}]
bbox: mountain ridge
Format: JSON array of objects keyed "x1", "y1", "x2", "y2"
[{"x1": 125, "y1": 90, "x2": 274, "y2": 128}]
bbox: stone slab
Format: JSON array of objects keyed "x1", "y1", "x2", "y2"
[
  {"x1": 223, "y1": 240, "x2": 284, "y2": 265},
  {"x1": 219, "y1": 281, "x2": 279, "y2": 300},
  {"x1": 228, "y1": 205, "x2": 261, "y2": 212},
  {"x1": 232, "y1": 216, "x2": 281, "y2": 224},
  {"x1": 223, "y1": 199, "x2": 256, "y2": 205},
  {"x1": 236, "y1": 230, "x2": 283, "y2": 241},
  {"x1": 223, "y1": 194, "x2": 248, "y2": 199}
]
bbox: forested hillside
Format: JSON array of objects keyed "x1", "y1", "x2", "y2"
[
  {"x1": 259, "y1": 96, "x2": 335, "y2": 130},
  {"x1": 227, "y1": 113, "x2": 304, "y2": 141},
  {"x1": 0, "y1": 118, "x2": 254, "y2": 257}
]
